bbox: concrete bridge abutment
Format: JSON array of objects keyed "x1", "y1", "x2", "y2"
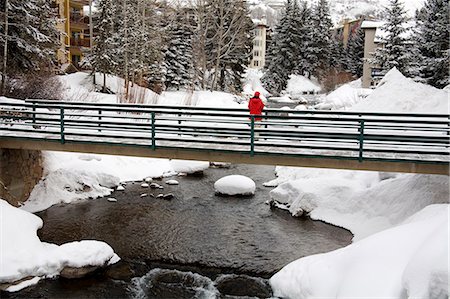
[{"x1": 0, "y1": 149, "x2": 43, "y2": 206}]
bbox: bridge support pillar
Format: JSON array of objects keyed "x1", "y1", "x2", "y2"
[{"x1": 0, "y1": 149, "x2": 44, "y2": 206}]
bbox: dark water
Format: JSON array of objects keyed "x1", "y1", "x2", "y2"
[{"x1": 4, "y1": 164, "x2": 352, "y2": 298}]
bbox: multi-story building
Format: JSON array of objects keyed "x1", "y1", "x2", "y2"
[
  {"x1": 54, "y1": 0, "x2": 91, "y2": 69},
  {"x1": 361, "y1": 20, "x2": 384, "y2": 88},
  {"x1": 333, "y1": 17, "x2": 366, "y2": 48},
  {"x1": 250, "y1": 19, "x2": 268, "y2": 70}
]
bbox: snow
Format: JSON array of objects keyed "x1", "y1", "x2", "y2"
[
  {"x1": 214, "y1": 175, "x2": 256, "y2": 196},
  {"x1": 286, "y1": 75, "x2": 322, "y2": 97},
  {"x1": 268, "y1": 68, "x2": 450, "y2": 297},
  {"x1": 170, "y1": 160, "x2": 210, "y2": 174},
  {"x1": 314, "y1": 78, "x2": 372, "y2": 110},
  {"x1": 270, "y1": 204, "x2": 449, "y2": 298},
  {"x1": 243, "y1": 69, "x2": 269, "y2": 98},
  {"x1": 0, "y1": 200, "x2": 119, "y2": 291},
  {"x1": 165, "y1": 179, "x2": 179, "y2": 185},
  {"x1": 350, "y1": 68, "x2": 450, "y2": 113},
  {"x1": 20, "y1": 150, "x2": 210, "y2": 212}
]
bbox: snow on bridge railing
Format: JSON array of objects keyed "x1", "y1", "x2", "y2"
[{"x1": 1, "y1": 100, "x2": 449, "y2": 167}]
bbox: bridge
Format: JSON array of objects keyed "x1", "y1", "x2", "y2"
[{"x1": 0, "y1": 100, "x2": 449, "y2": 175}]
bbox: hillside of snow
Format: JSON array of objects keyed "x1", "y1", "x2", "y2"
[{"x1": 249, "y1": 0, "x2": 425, "y2": 25}]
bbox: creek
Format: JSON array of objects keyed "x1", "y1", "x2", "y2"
[{"x1": 4, "y1": 163, "x2": 352, "y2": 299}]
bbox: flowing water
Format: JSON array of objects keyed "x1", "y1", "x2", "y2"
[{"x1": 4, "y1": 163, "x2": 352, "y2": 298}]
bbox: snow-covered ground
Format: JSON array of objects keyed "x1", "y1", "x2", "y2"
[
  {"x1": 2, "y1": 68, "x2": 448, "y2": 295},
  {"x1": 0, "y1": 200, "x2": 120, "y2": 291},
  {"x1": 267, "y1": 68, "x2": 449, "y2": 297}
]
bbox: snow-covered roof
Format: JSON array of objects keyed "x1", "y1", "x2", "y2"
[{"x1": 361, "y1": 21, "x2": 384, "y2": 29}]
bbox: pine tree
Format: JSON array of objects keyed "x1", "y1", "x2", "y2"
[
  {"x1": 91, "y1": 0, "x2": 117, "y2": 92},
  {"x1": 164, "y1": 11, "x2": 195, "y2": 91},
  {"x1": 345, "y1": 25, "x2": 365, "y2": 77},
  {"x1": 308, "y1": 0, "x2": 333, "y2": 79},
  {"x1": 0, "y1": 0, "x2": 59, "y2": 90},
  {"x1": 262, "y1": 0, "x2": 296, "y2": 95},
  {"x1": 372, "y1": 0, "x2": 411, "y2": 75},
  {"x1": 414, "y1": 0, "x2": 449, "y2": 88}
]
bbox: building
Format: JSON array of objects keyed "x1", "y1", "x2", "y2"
[
  {"x1": 250, "y1": 19, "x2": 268, "y2": 70},
  {"x1": 54, "y1": 0, "x2": 92, "y2": 69},
  {"x1": 333, "y1": 17, "x2": 365, "y2": 48},
  {"x1": 361, "y1": 20, "x2": 384, "y2": 88}
]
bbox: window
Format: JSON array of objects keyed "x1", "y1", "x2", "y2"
[
  {"x1": 254, "y1": 50, "x2": 259, "y2": 57},
  {"x1": 254, "y1": 61, "x2": 259, "y2": 67}
]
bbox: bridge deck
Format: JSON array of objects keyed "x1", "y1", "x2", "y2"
[{"x1": 0, "y1": 100, "x2": 448, "y2": 175}]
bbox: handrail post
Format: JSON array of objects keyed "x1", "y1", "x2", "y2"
[
  {"x1": 60, "y1": 107, "x2": 65, "y2": 144},
  {"x1": 250, "y1": 115, "x2": 255, "y2": 156},
  {"x1": 98, "y1": 110, "x2": 102, "y2": 132},
  {"x1": 151, "y1": 111, "x2": 156, "y2": 150},
  {"x1": 178, "y1": 112, "x2": 181, "y2": 136},
  {"x1": 358, "y1": 118, "x2": 365, "y2": 162},
  {"x1": 32, "y1": 102, "x2": 36, "y2": 124}
]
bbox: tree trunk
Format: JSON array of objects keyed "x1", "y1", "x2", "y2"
[
  {"x1": 1, "y1": 0, "x2": 9, "y2": 95},
  {"x1": 103, "y1": 73, "x2": 107, "y2": 93}
]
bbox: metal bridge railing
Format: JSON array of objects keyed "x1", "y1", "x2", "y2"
[{"x1": 0, "y1": 100, "x2": 448, "y2": 166}]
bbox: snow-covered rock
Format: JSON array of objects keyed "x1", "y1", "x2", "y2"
[
  {"x1": 214, "y1": 175, "x2": 256, "y2": 196},
  {"x1": 107, "y1": 198, "x2": 117, "y2": 202},
  {"x1": 0, "y1": 200, "x2": 119, "y2": 291},
  {"x1": 165, "y1": 180, "x2": 179, "y2": 185},
  {"x1": 116, "y1": 185, "x2": 125, "y2": 191},
  {"x1": 141, "y1": 183, "x2": 149, "y2": 188}
]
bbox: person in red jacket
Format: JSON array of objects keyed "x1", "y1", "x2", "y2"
[{"x1": 248, "y1": 91, "x2": 265, "y2": 121}]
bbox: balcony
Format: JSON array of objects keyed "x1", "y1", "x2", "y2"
[
  {"x1": 70, "y1": 0, "x2": 90, "y2": 7},
  {"x1": 70, "y1": 12, "x2": 89, "y2": 29},
  {"x1": 70, "y1": 38, "x2": 91, "y2": 48}
]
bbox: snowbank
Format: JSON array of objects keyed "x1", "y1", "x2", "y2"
[
  {"x1": 270, "y1": 204, "x2": 449, "y2": 298},
  {"x1": 268, "y1": 68, "x2": 449, "y2": 297},
  {"x1": 0, "y1": 200, "x2": 119, "y2": 291},
  {"x1": 350, "y1": 68, "x2": 449, "y2": 113},
  {"x1": 243, "y1": 69, "x2": 269, "y2": 97},
  {"x1": 170, "y1": 160, "x2": 210, "y2": 174},
  {"x1": 22, "y1": 151, "x2": 211, "y2": 212},
  {"x1": 314, "y1": 78, "x2": 372, "y2": 110},
  {"x1": 269, "y1": 168, "x2": 448, "y2": 240},
  {"x1": 214, "y1": 175, "x2": 256, "y2": 196},
  {"x1": 286, "y1": 75, "x2": 322, "y2": 98}
]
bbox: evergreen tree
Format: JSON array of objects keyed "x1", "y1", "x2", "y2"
[
  {"x1": 292, "y1": 1, "x2": 314, "y2": 77},
  {"x1": 0, "y1": 0, "x2": 59, "y2": 88},
  {"x1": 91, "y1": 0, "x2": 117, "y2": 92},
  {"x1": 372, "y1": 0, "x2": 411, "y2": 75},
  {"x1": 414, "y1": 0, "x2": 449, "y2": 88},
  {"x1": 308, "y1": 0, "x2": 333, "y2": 79},
  {"x1": 262, "y1": 0, "x2": 295, "y2": 95},
  {"x1": 164, "y1": 11, "x2": 195, "y2": 90},
  {"x1": 345, "y1": 25, "x2": 365, "y2": 77}
]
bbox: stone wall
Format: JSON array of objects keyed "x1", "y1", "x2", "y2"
[{"x1": 0, "y1": 149, "x2": 44, "y2": 206}]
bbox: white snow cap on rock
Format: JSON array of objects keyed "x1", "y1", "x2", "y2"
[
  {"x1": 0, "y1": 200, "x2": 120, "y2": 291},
  {"x1": 214, "y1": 175, "x2": 256, "y2": 196}
]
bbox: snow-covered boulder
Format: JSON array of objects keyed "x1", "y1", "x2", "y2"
[
  {"x1": 214, "y1": 175, "x2": 256, "y2": 196},
  {"x1": 286, "y1": 74, "x2": 322, "y2": 99}
]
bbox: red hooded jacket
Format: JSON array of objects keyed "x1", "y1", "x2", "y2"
[{"x1": 248, "y1": 92, "x2": 265, "y2": 121}]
